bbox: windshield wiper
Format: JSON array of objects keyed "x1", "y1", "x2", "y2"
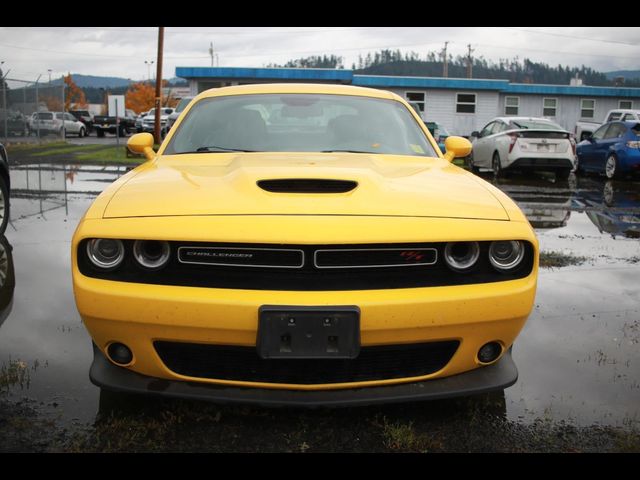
[
  {"x1": 321, "y1": 149, "x2": 375, "y2": 154},
  {"x1": 194, "y1": 146, "x2": 260, "y2": 153}
]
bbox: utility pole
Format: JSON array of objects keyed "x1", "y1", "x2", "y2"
[
  {"x1": 466, "y1": 44, "x2": 475, "y2": 79},
  {"x1": 1, "y1": 65, "x2": 9, "y2": 145},
  {"x1": 154, "y1": 26, "x2": 164, "y2": 145},
  {"x1": 440, "y1": 41, "x2": 449, "y2": 78},
  {"x1": 208, "y1": 42, "x2": 219, "y2": 67},
  {"x1": 209, "y1": 42, "x2": 214, "y2": 67}
]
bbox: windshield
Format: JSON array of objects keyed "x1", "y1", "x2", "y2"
[
  {"x1": 510, "y1": 119, "x2": 564, "y2": 130},
  {"x1": 175, "y1": 97, "x2": 193, "y2": 113},
  {"x1": 164, "y1": 94, "x2": 437, "y2": 157}
]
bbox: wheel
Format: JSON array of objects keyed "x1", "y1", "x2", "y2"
[
  {"x1": 492, "y1": 151, "x2": 504, "y2": 178},
  {"x1": 78, "y1": 127, "x2": 85, "y2": 138},
  {"x1": 556, "y1": 168, "x2": 572, "y2": 180},
  {"x1": 603, "y1": 181, "x2": 615, "y2": 207},
  {"x1": 575, "y1": 155, "x2": 585, "y2": 175},
  {"x1": 96, "y1": 128, "x2": 105, "y2": 138},
  {"x1": 0, "y1": 176, "x2": 9, "y2": 235},
  {"x1": 468, "y1": 152, "x2": 480, "y2": 173},
  {"x1": 118, "y1": 125, "x2": 126, "y2": 137},
  {"x1": 605, "y1": 154, "x2": 620, "y2": 179}
]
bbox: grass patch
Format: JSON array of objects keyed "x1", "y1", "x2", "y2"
[
  {"x1": 0, "y1": 359, "x2": 31, "y2": 392},
  {"x1": 76, "y1": 146, "x2": 144, "y2": 164},
  {"x1": 539, "y1": 251, "x2": 587, "y2": 268}
]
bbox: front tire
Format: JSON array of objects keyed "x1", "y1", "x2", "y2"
[
  {"x1": 78, "y1": 127, "x2": 85, "y2": 138},
  {"x1": 605, "y1": 154, "x2": 620, "y2": 179},
  {"x1": 0, "y1": 176, "x2": 9, "y2": 235},
  {"x1": 96, "y1": 128, "x2": 105, "y2": 138}
]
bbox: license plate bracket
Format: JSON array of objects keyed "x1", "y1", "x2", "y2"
[{"x1": 257, "y1": 306, "x2": 360, "y2": 359}]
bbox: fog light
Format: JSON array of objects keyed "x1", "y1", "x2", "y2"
[
  {"x1": 107, "y1": 342, "x2": 133, "y2": 366},
  {"x1": 444, "y1": 241, "x2": 480, "y2": 271},
  {"x1": 489, "y1": 240, "x2": 525, "y2": 271},
  {"x1": 133, "y1": 240, "x2": 171, "y2": 269},
  {"x1": 478, "y1": 342, "x2": 502, "y2": 364},
  {"x1": 87, "y1": 238, "x2": 124, "y2": 270}
]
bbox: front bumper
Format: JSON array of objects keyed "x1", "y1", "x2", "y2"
[{"x1": 90, "y1": 343, "x2": 518, "y2": 407}]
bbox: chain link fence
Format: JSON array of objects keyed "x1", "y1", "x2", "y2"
[{"x1": 1, "y1": 75, "x2": 69, "y2": 144}]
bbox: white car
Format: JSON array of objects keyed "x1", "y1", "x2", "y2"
[
  {"x1": 141, "y1": 107, "x2": 175, "y2": 136},
  {"x1": 54, "y1": 112, "x2": 87, "y2": 137},
  {"x1": 470, "y1": 117, "x2": 576, "y2": 180}
]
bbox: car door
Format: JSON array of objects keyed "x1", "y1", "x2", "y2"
[
  {"x1": 472, "y1": 121, "x2": 496, "y2": 167},
  {"x1": 592, "y1": 122, "x2": 626, "y2": 173},
  {"x1": 64, "y1": 113, "x2": 79, "y2": 134},
  {"x1": 579, "y1": 124, "x2": 608, "y2": 170}
]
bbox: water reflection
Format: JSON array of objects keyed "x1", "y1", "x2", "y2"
[{"x1": 0, "y1": 236, "x2": 15, "y2": 329}]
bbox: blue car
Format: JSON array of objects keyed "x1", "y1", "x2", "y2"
[{"x1": 576, "y1": 121, "x2": 640, "y2": 178}]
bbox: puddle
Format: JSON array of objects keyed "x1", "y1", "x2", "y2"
[{"x1": 0, "y1": 166, "x2": 638, "y2": 441}]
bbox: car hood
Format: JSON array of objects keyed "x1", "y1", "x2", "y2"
[{"x1": 102, "y1": 153, "x2": 510, "y2": 220}]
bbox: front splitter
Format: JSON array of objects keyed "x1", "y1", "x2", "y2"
[{"x1": 89, "y1": 343, "x2": 518, "y2": 408}]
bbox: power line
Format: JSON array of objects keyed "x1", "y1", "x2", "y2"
[{"x1": 498, "y1": 27, "x2": 640, "y2": 47}]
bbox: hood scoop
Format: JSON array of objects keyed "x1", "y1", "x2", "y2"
[{"x1": 257, "y1": 178, "x2": 358, "y2": 194}]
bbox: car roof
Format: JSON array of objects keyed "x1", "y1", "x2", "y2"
[
  {"x1": 493, "y1": 116, "x2": 559, "y2": 124},
  {"x1": 195, "y1": 83, "x2": 398, "y2": 102}
]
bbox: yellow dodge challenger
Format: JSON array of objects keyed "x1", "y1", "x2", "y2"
[{"x1": 72, "y1": 84, "x2": 538, "y2": 406}]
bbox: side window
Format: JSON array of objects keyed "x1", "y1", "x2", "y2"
[
  {"x1": 65, "y1": 113, "x2": 75, "y2": 121},
  {"x1": 479, "y1": 122, "x2": 495, "y2": 137},
  {"x1": 607, "y1": 112, "x2": 623, "y2": 122},
  {"x1": 56, "y1": 113, "x2": 64, "y2": 120},
  {"x1": 591, "y1": 124, "x2": 608, "y2": 140},
  {"x1": 604, "y1": 123, "x2": 626, "y2": 139},
  {"x1": 492, "y1": 121, "x2": 506, "y2": 134},
  {"x1": 622, "y1": 113, "x2": 636, "y2": 121}
]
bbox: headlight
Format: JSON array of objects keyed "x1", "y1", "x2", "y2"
[
  {"x1": 133, "y1": 240, "x2": 171, "y2": 269},
  {"x1": 489, "y1": 241, "x2": 525, "y2": 271},
  {"x1": 86, "y1": 239, "x2": 125, "y2": 269},
  {"x1": 444, "y1": 241, "x2": 480, "y2": 271}
]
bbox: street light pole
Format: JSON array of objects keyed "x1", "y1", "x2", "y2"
[{"x1": 145, "y1": 60, "x2": 154, "y2": 83}]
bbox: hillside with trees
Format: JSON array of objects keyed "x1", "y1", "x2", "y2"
[{"x1": 269, "y1": 49, "x2": 640, "y2": 87}]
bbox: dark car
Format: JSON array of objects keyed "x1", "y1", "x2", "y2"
[
  {"x1": 0, "y1": 143, "x2": 11, "y2": 234},
  {"x1": 576, "y1": 121, "x2": 640, "y2": 179},
  {"x1": 69, "y1": 110, "x2": 95, "y2": 135}
]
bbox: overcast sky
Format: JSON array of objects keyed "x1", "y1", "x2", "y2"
[{"x1": 1, "y1": 26, "x2": 639, "y2": 86}]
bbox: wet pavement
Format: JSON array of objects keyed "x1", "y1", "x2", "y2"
[{"x1": 0, "y1": 165, "x2": 638, "y2": 451}]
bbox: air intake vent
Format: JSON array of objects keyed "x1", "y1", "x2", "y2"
[{"x1": 257, "y1": 179, "x2": 358, "y2": 193}]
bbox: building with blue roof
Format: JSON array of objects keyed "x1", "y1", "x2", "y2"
[{"x1": 176, "y1": 66, "x2": 640, "y2": 136}]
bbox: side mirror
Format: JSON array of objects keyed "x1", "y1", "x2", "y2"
[
  {"x1": 471, "y1": 131, "x2": 480, "y2": 138},
  {"x1": 443, "y1": 136, "x2": 472, "y2": 162},
  {"x1": 127, "y1": 133, "x2": 155, "y2": 161}
]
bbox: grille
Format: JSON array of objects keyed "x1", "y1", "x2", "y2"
[
  {"x1": 78, "y1": 241, "x2": 535, "y2": 290},
  {"x1": 154, "y1": 340, "x2": 459, "y2": 384}
]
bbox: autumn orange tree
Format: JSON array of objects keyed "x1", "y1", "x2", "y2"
[
  {"x1": 64, "y1": 74, "x2": 88, "y2": 110},
  {"x1": 126, "y1": 82, "x2": 156, "y2": 114}
]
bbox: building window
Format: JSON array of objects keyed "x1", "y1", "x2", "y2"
[
  {"x1": 581, "y1": 99, "x2": 595, "y2": 119},
  {"x1": 505, "y1": 96, "x2": 519, "y2": 116},
  {"x1": 619, "y1": 100, "x2": 633, "y2": 109},
  {"x1": 543, "y1": 98, "x2": 557, "y2": 117},
  {"x1": 456, "y1": 93, "x2": 476, "y2": 113},
  {"x1": 405, "y1": 92, "x2": 425, "y2": 113}
]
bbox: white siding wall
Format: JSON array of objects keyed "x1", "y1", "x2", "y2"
[
  {"x1": 498, "y1": 94, "x2": 627, "y2": 131},
  {"x1": 390, "y1": 88, "x2": 501, "y2": 136}
]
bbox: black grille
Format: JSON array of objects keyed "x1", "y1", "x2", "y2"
[
  {"x1": 257, "y1": 179, "x2": 357, "y2": 193},
  {"x1": 154, "y1": 340, "x2": 459, "y2": 385},
  {"x1": 78, "y1": 241, "x2": 535, "y2": 290}
]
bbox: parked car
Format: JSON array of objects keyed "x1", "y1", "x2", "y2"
[
  {"x1": 141, "y1": 107, "x2": 174, "y2": 137},
  {"x1": 470, "y1": 117, "x2": 576, "y2": 180},
  {"x1": 0, "y1": 143, "x2": 11, "y2": 234},
  {"x1": 575, "y1": 109, "x2": 640, "y2": 142},
  {"x1": 576, "y1": 121, "x2": 640, "y2": 179},
  {"x1": 28, "y1": 111, "x2": 57, "y2": 136},
  {"x1": 72, "y1": 83, "x2": 538, "y2": 406},
  {"x1": 69, "y1": 110, "x2": 95, "y2": 135},
  {"x1": 0, "y1": 111, "x2": 28, "y2": 137},
  {"x1": 135, "y1": 111, "x2": 149, "y2": 133},
  {"x1": 94, "y1": 109, "x2": 137, "y2": 137},
  {"x1": 55, "y1": 112, "x2": 87, "y2": 137},
  {"x1": 166, "y1": 97, "x2": 194, "y2": 132},
  {"x1": 424, "y1": 121, "x2": 450, "y2": 152}
]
